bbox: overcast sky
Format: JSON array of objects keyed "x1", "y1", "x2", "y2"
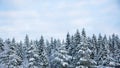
[{"x1": 0, "y1": 0, "x2": 120, "y2": 41}]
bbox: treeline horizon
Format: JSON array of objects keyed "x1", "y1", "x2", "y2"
[
  {"x1": 1, "y1": 29, "x2": 119, "y2": 43},
  {"x1": 0, "y1": 28, "x2": 120, "y2": 68}
]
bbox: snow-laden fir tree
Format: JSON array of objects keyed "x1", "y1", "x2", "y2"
[
  {"x1": 27, "y1": 44, "x2": 39, "y2": 68},
  {"x1": 74, "y1": 29, "x2": 81, "y2": 46},
  {"x1": 0, "y1": 39, "x2": 22, "y2": 68},
  {"x1": 50, "y1": 39, "x2": 62, "y2": 68},
  {"x1": 9, "y1": 38, "x2": 22, "y2": 68},
  {"x1": 68, "y1": 30, "x2": 81, "y2": 67},
  {"x1": 66, "y1": 32, "x2": 71, "y2": 50},
  {"x1": 96, "y1": 34, "x2": 103, "y2": 65},
  {"x1": 47, "y1": 38, "x2": 58, "y2": 68},
  {"x1": 109, "y1": 34, "x2": 120, "y2": 66},
  {"x1": 91, "y1": 34, "x2": 97, "y2": 61},
  {"x1": 0, "y1": 39, "x2": 11, "y2": 68},
  {"x1": 36, "y1": 36, "x2": 49, "y2": 68},
  {"x1": 22, "y1": 35, "x2": 30, "y2": 68},
  {"x1": 100, "y1": 35, "x2": 110, "y2": 66},
  {"x1": 0, "y1": 38, "x2": 4, "y2": 53},
  {"x1": 0, "y1": 39, "x2": 4, "y2": 67},
  {"x1": 72, "y1": 29, "x2": 81, "y2": 57},
  {"x1": 16, "y1": 41, "x2": 24, "y2": 64},
  {"x1": 75, "y1": 29, "x2": 96, "y2": 68},
  {"x1": 47, "y1": 38, "x2": 54, "y2": 68},
  {"x1": 51, "y1": 43, "x2": 71, "y2": 68}
]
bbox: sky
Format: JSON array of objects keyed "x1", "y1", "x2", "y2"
[{"x1": 0, "y1": 0, "x2": 120, "y2": 41}]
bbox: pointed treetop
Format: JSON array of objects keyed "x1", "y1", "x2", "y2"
[
  {"x1": 25, "y1": 34, "x2": 29, "y2": 39},
  {"x1": 103, "y1": 35, "x2": 107, "y2": 40},
  {"x1": 76, "y1": 29, "x2": 80, "y2": 34},
  {"x1": 12, "y1": 38, "x2": 16, "y2": 44},
  {"x1": 75, "y1": 29, "x2": 80, "y2": 36},
  {"x1": 66, "y1": 32, "x2": 70, "y2": 45},
  {"x1": 98, "y1": 33, "x2": 102, "y2": 40},
  {"x1": 66, "y1": 32, "x2": 70, "y2": 37},
  {"x1": 40, "y1": 35, "x2": 44, "y2": 41},
  {"x1": 25, "y1": 34, "x2": 29, "y2": 46},
  {"x1": 82, "y1": 28, "x2": 86, "y2": 37},
  {"x1": 92, "y1": 34, "x2": 97, "y2": 40}
]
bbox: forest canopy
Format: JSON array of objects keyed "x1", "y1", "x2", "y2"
[{"x1": 0, "y1": 28, "x2": 120, "y2": 68}]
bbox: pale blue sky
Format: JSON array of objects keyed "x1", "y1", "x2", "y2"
[{"x1": 0, "y1": 0, "x2": 120, "y2": 41}]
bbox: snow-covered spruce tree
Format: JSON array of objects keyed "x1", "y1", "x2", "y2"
[
  {"x1": 0, "y1": 38, "x2": 5, "y2": 67},
  {"x1": 65, "y1": 32, "x2": 71, "y2": 50},
  {"x1": 0, "y1": 38, "x2": 22, "y2": 68},
  {"x1": 107, "y1": 35, "x2": 117, "y2": 67},
  {"x1": 95, "y1": 34, "x2": 103, "y2": 66},
  {"x1": 36, "y1": 36, "x2": 49, "y2": 68},
  {"x1": 22, "y1": 35, "x2": 30, "y2": 68},
  {"x1": 110, "y1": 34, "x2": 120, "y2": 66},
  {"x1": 100, "y1": 35, "x2": 110, "y2": 66},
  {"x1": 0, "y1": 39, "x2": 11, "y2": 68},
  {"x1": 16, "y1": 41, "x2": 24, "y2": 64},
  {"x1": 75, "y1": 29, "x2": 96, "y2": 68},
  {"x1": 87, "y1": 37, "x2": 94, "y2": 60},
  {"x1": 91, "y1": 34, "x2": 98, "y2": 61},
  {"x1": 47, "y1": 38, "x2": 54, "y2": 67},
  {"x1": 114, "y1": 35, "x2": 120, "y2": 65},
  {"x1": 109, "y1": 36, "x2": 114, "y2": 55},
  {"x1": 27, "y1": 43, "x2": 39, "y2": 68},
  {"x1": 74, "y1": 29, "x2": 81, "y2": 46},
  {"x1": 9, "y1": 38, "x2": 22, "y2": 68},
  {"x1": 69, "y1": 30, "x2": 81, "y2": 67},
  {"x1": 65, "y1": 33, "x2": 76, "y2": 67},
  {"x1": 69, "y1": 35, "x2": 75, "y2": 56},
  {"x1": 108, "y1": 36, "x2": 116, "y2": 66},
  {"x1": 0, "y1": 38, "x2": 4, "y2": 53},
  {"x1": 72, "y1": 30, "x2": 81, "y2": 55},
  {"x1": 51, "y1": 42, "x2": 71, "y2": 68},
  {"x1": 50, "y1": 39, "x2": 62, "y2": 68},
  {"x1": 47, "y1": 38, "x2": 62, "y2": 68},
  {"x1": 24, "y1": 34, "x2": 30, "y2": 47}
]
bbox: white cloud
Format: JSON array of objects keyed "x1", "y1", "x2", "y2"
[
  {"x1": 7, "y1": 0, "x2": 30, "y2": 6},
  {"x1": 71, "y1": 18, "x2": 92, "y2": 26},
  {"x1": 0, "y1": 10, "x2": 40, "y2": 19},
  {"x1": 66, "y1": 10, "x2": 91, "y2": 17},
  {"x1": 89, "y1": 0, "x2": 108, "y2": 5},
  {"x1": 100, "y1": 4, "x2": 119, "y2": 14}
]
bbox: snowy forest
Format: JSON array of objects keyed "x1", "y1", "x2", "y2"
[{"x1": 0, "y1": 29, "x2": 120, "y2": 68}]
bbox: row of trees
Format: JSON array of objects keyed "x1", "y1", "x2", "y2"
[{"x1": 0, "y1": 29, "x2": 120, "y2": 68}]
